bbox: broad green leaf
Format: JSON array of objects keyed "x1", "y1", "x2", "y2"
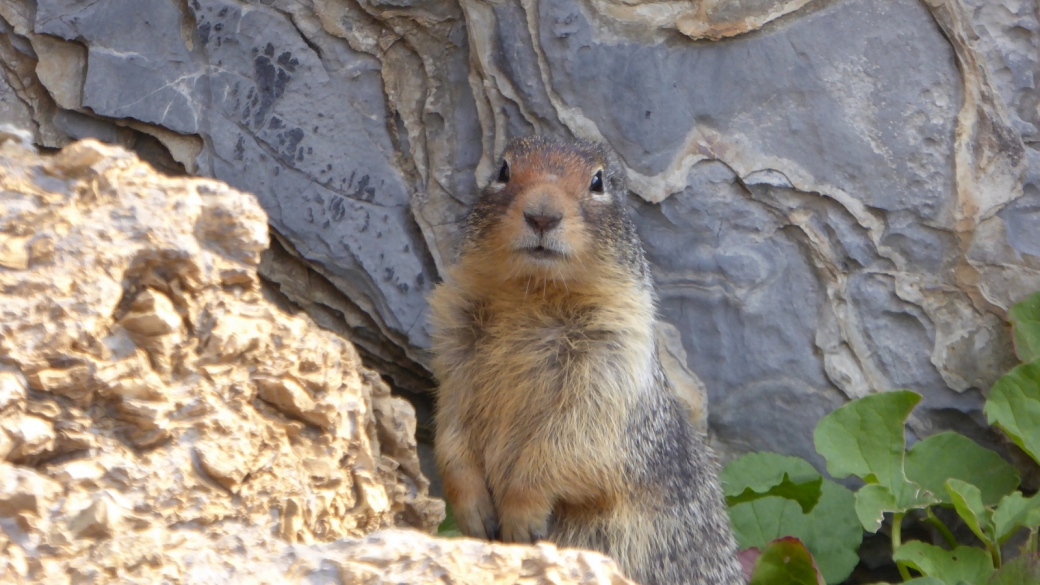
[
  {"x1": 730, "y1": 497, "x2": 802, "y2": 551},
  {"x1": 988, "y1": 554, "x2": 1040, "y2": 585},
  {"x1": 814, "y1": 390, "x2": 921, "y2": 486},
  {"x1": 1010, "y1": 291, "x2": 1040, "y2": 363},
  {"x1": 815, "y1": 391, "x2": 935, "y2": 523},
  {"x1": 985, "y1": 361, "x2": 1040, "y2": 465},
  {"x1": 905, "y1": 432, "x2": 1020, "y2": 505},
  {"x1": 992, "y1": 491, "x2": 1040, "y2": 543},
  {"x1": 893, "y1": 541, "x2": 994, "y2": 585},
  {"x1": 722, "y1": 452, "x2": 824, "y2": 513},
  {"x1": 437, "y1": 502, "x2": 462, "y2": 537},
  {"x1": 729, "y1": 482, "x2": 861, "y2": 584},
  {"x1": 749, "y1": 537, "x2": 825, "y2": 585},
  {"x1": 874, "y1": 580, "x2": 945, "y2": 585},
  {"x1": 946, "y1": 479, "x2": 994, "y2": 545}
]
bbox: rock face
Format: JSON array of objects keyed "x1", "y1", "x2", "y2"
[{"x1": 2, "y1": 0, "x2": 1039, "y2": 467}]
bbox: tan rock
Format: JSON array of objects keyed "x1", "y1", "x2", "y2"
[
  {"x1": 0, "y1": 371, "x2": 26, "y2": 411},
  {"x1": 119, "y1": 289, "x2": 182, "y2": 337},
  {"x1": 0, "y1": 140, "x2": 423, "y2": 570},
  {"x1": 28, "y1": 366, "x2": 93, "y2": 402},
  {"x1": 0, "y1": 413, "x2": 56, "y2": 462},
  {"x1": 0, "y1": 234, "x2": 30, "y2": 270},
  {"x1": 0, "y1": 432, "x2": 12, "y2": 461},
  {"x1": 68, "y1": 492, "x2": 121, "y2": 539},
  {"x1": 30, "y1": 34, "x2": 86, "y2": 110},
  {"x1": 255, "y1": 376, "x2": 334, "y2": 429},
  {"x1": 0, "y1": 463, "x2": 63, "y2": 519}
]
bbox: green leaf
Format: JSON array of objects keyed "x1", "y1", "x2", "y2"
[
  {"x1": 854, "y1": 484, "x2": 899, "y2": 533},
  {"x1": 985, "y1": 360, "x2": 1040, "y2": 465},
  {"x1": 905, "y1": 432, "x2": 1020, "y2": 505},
  {"x1": 1010, "y1": 291, "x2": 1040, "y2": 363},
  {"x1": 814, "y1": 390, "x2": 921, "y2": 486},
  {"x1": 853, "y1": 482, "x2": 934, "y2": 534},
  {"x1": 729, "y1": 482, "x2": 862, "y2": 584},
  {"x1": 893, "y1": 541, "x2": 994, "y2": 585},
  {"x1": 814, "y1": 390, "x2": 936, "y2": 531},
  {"x1": 992, "y1": 491, "x2": 1040, "y2": 543},
  {"x1": 722, "y1": 452, "x2": 824, "y2": 513},
  {"x1": 749, "y1": 537, "x2": 825, "y2": 585},
  {"x1": 437, "y1": 502, "x2": 462, "y2": 537},
  {"x1": 946, "y1": 479, "x2": 994, "y2": 545},
  {"x1": 731, "y1": 497, "x2": 803, "y2": 551},
  {"x1": 988, "y1": 554, "x2": 1040, "y2": 585}
]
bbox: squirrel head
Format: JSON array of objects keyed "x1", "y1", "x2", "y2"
[{"x1": 459, "y1": 136, "x2": 648, "y2": 287}]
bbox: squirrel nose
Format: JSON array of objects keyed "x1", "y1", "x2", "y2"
[{"x1": 524, "y1": 211, "x2": 562, "y2": 235}]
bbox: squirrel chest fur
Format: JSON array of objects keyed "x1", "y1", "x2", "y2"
[{"x1": 429, "y1": 137, "x2": 743, "y2": 585}]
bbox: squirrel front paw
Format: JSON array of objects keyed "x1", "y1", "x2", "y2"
[
  {"x1": 500, "y1": 511, "x2": 549, "y2": 544},
  {"x1": 453, "y1": 485, "x2": 500, "y2": 540},
  {"x1": 442, "y1": 464, "x2": 500, "y2": 539}
]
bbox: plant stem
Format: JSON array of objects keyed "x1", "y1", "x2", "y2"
[
  {"x1": 1031, "y1": 528, "x2": 1039, "y2": 555},
  {"x1": 989, "y1": 540, "x2": 1001, "y2": 569},
  {"x1": 924, "y1": 508, "x2": 958, "y2": 549},
  {"x1": 892, "y1": 512, "x2": 912, "y2": 582}
]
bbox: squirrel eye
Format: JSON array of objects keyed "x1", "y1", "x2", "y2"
[
  {"x1": 590, "y1": 169, "x2": 604, "y2": 193},
  {"x1": 497, "y1": 161, "x2": 510, "y2": 183}
]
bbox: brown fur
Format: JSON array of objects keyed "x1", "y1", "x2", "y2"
[{"x1": 429, "y1": 137, "x2": 743, "y2": 585}]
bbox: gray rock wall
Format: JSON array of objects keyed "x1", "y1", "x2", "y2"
[{"x1": 1, "y1": 0, "x2": 1038, "y2": 466}]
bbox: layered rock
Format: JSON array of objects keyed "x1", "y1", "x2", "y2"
[{"x1": 1, "y1": 0, "x2": 1038, "y2": 468}]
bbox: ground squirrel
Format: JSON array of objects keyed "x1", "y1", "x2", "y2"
[{"x1": 429, "y1": 137, "x2": 744, "y2": 585}]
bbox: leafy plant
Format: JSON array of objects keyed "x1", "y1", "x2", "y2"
[
  {"x1": 730, "y1": 291, "x2": 1040, "y2": 585},
  {"x1": 723, "y1": 453, "x2": 861, "y2": 583}
]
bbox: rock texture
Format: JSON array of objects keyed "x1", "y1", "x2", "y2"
[
  {"x1": 0, "y1": 134, "x2": 470, "y2": 581},
  {"x1": 1, "y1": 0, "x2": 1038, "y2": 468}
]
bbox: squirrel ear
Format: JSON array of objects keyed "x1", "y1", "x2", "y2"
[
  {"x1": 590, "y1": 169, "x2": 604, "y2": 193},
  {"x1": 497, "y1": 161, "x2": 510, "y2": 183}
]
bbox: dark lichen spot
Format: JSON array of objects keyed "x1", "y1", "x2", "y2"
[
  {"x1": 197, "y1": 23, "x2": 211, "y2": 44},
  {"x1": 282, "y1": 128, "x2": 305, "y2": 157},
  {"x1": 329, "y1": 196, "x2": 345, "y2": 222},
  {"x1": 277, "y1": 53, "x2": 299, "y2": 73},
  {"x1": 251, "y1": 53, "x2": 292, "y2": 128}
]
